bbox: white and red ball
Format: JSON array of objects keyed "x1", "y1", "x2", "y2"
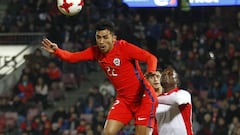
[{"x1": 57, "y1": 0, "x2": 84, "y2": 16}]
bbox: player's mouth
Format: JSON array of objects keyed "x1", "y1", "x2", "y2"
[
  {"x1": 154, "y1": 82, "x2": 160, "y2": 85},
  {"x1": 100, "y1": 45, "x2": 105, "y2": 48},
  {"x1": 99, "y1": 45, "x2": 107, "y2": 52},
  {"x1": 99, "y1": 45, "x2": 106, "y2": 49}
]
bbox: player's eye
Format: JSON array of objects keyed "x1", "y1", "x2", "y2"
[
  {"x1": 103, "y1": 35, "x2": 111, "y2": 39},
  {"x1": 103, "y1": 36, "x2": 108, "y2": 39},
  {"x1": 96, "y1": 35, "x2": 101, "y2": 39}
]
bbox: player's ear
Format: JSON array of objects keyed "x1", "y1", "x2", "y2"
[{"x1": 113, "y1": 35, "x2": 117, "y2": 42}]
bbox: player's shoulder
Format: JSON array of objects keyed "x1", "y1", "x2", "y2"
[
  {"x1": 177, "y1": 89, "x2": 191, "y2": 95},
  {"x1": 174, "y1": 89, "x2": 192, "y2": 104},
  {"x1": 177, "y1": 89, "x2": 192, "y2": 100},
  {"x1": 117, "y1": 40, "x2": 139, "y2": 51},
  {"x1": 115, "y1": 40, "x2": 131, "y2": 51},
  {"x1": 117, "y1": 40, "x2": 128, "y2": 46}
]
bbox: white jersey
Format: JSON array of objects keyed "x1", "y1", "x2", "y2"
[{"x1": 156, "y1": 87, "x2": 193, "y2": 135}]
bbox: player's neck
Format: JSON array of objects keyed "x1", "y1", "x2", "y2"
[
  {"x1": 165, "y1": 86, "x2": 178, "y2": 92},
  {"x1": 155, "y1": 87, "x2": 162, "y2": 96}
]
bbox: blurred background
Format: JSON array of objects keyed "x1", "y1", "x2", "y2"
[{"x1": 0, "y1": 0, "x2": 239, "y2": 135}]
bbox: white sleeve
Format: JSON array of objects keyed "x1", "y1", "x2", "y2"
[{"x1": 158, "y1": 90, "x2": 191, "y2": 105}]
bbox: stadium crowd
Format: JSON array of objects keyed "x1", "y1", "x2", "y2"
[{"x1": 0, "y1": 0, "x2": 240, "y2": 135}]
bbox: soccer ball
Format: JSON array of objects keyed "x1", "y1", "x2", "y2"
[{"x1": 57, "y1": 0, "x2": 84, "y2": 16}]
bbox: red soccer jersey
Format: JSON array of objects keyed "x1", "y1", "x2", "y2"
[{"x1": 54, "y1": 40, "x2": 157, "y2": 103}]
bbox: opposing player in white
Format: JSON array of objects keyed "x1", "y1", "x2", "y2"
[{"x1": 146, "y1": 67, "x2": 194, "y2": 135}]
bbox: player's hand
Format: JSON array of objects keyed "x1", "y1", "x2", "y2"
[{"x1": 41, "y1": 38, "x2": 58, "y2": 53}]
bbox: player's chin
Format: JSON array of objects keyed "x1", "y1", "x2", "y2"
[{"x1": 99, "y1": 48, "x2": 108, "y2": 53}]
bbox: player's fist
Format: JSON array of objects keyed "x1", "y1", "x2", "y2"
[{"x1": 41, "y1": 38, "x2": 58, "y2": 53}]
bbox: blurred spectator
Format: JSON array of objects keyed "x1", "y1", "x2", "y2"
[
  {"x1": 207, "y1": 79, "x2": 221, "y2": 101},
  {"x1": 76, "y1": 119, "x2": 87, "y2": 134},
  {"x1": 51, "y1": 106, "x2": 67, "y2": 123},
  {"x1": 145, "y1": 15, "x2": 161, "y2": 56},
  {"x1": 74, "y1": 98, "x2": 85, "y2": 115},
  {"x1": 46, "y1": 61, "x2": 62, "y2": 85},
  {"x1": 5, "y1": 0, "x2": 22, "y2": 18},
  {"x1": 192, "y1": 113, "x2": 201, "y2": 135},
  {"x1": 58, "y1": 117, "x2": 70, "y2": 133},
  {"x1": 50, "y1": 122, "x2": 60, "y2": 135},
  {"x1": 24, "y1": 48, "x2": 48, "y2": 68},
  {"x1": 161, "y1": 17, "x2": 177, "y2": 42},
  {"x1": 34, "y1": 77, "x2": 49, "y2": 109},
  {"x1": 20, "y1": 119, "x2": 32, "y2": 135},
  {"x1": 225, "y1": 103, "x2": 240, "y2": 125},
  {"x1": 20, "y1": 67, "x2": 35, "y2": 83},
  {"x1": 38, "y1": 67, "x2": 51, "y2": 86},
  {"x1": 81, "y1": 0, "x2": 100, "y2": 23},
  {"x1": 68, "y1": 113, "x2": 80, "y2": 133},
  {"x1": 16, "y1": 74, "x2": 34, "y2": 103},
  {"x1": 114, "y1": 13, "x2": 134, "y2": 42},
  {"x1": 0, "y1": 112, "x2": 6, "y2": 133},
  {"x1": 112, "y1": 0, "x2": 132, "y2": 18},
  {"x1": 93, "y1": 123, "x2": 104, "y2": 135},
  {"x1": 84, "y1": 97, "x2": 96, "y2": 114},
  {"x1": 156, "y1": 40, "x2": 171, "y2": 68},
  {"x1": 205, "y1": 22, "x2": 223, "y2": 40},
  {"x1": 31, "y1": 63, "x2": 44, "y2": 84},
  {"x1": 99, "y1": 79, "x2": 115, "y2": 97},
  {"x1": 131, "y1": 13, "x2": 146, "y2": 47},
  {"x1": 220, "y1": 76, "x2": 240, "y2": 99},
  {"x1": 40, "y1": 112, "x2": 51, "y2": 135},
  {"x1": 92, "y1": 111, "x2": 105, "y2": 127},
  {"x1": 229, "y1": 92, "x2": 240, "y2": 105},
  {"x1": 211, "y1": 103, "x2": 223, "y2": 125},
  {"x1": 31, "y1": 116, "x2": 42, "y2": 135},
  {"x1": 212, "y1": 117, "x2": 228, "y2": 135},
  {"x1": 85, "y1": 86, "x2": 104, "y2": 109},
  {"x1": 228, "y1": 116, "x2": 240, "y2": 135},
  {"x1": 197, "y1": 113, "x2": 213, "y2": 135}
]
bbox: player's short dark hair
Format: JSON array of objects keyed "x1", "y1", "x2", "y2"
[
  {"x1": 95, "y1": 19, "x2": 115, "y2": 34},
  {"x1": 161, "y1": 66, "x2": 180, "y2": 89}
]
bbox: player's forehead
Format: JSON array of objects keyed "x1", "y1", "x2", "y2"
[
  {"x1": 147, "y1": 71, "x2": 161, "y2": 79},
  {"x1": 162, "y1": 68, "x2": 177, "y2": 79},
  {"x1": 162, "y1": 68, "x2": 173, "y2": 75},
  {"x1": 96, "y1": 29, "x2": 112, "y2": 37},
  {"x1": 155, "y1": 71, "x2": 161, "y2": 76}
]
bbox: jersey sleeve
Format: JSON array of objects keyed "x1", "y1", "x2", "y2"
[
  {"x1": 54, "y1": 47, "x2": 96, "y2": 63},
  {"x1": 120, "y1": 40, "x2": 157, "y2": 72},
  {"x1": 158, "y1": 90, "x2": 191, "y2": 105}
]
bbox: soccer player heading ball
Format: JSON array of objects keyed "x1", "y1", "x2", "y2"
[{"x1": 41, "y1": 19, "x2": 158, "y2": 135}]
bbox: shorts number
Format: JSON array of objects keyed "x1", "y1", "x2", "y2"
[{"x1": 111, "y1": 99, "x2": 120, "y2": 109}]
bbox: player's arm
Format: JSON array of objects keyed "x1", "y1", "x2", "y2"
[
  {"x1": 41, "y1": 38, "x2": 95, "y2": 62},
  {"x1": 158, "y1": 90, "x2": 191, "y2": 105},
  {"x1": 121, "y1": 40, "x2": 158, "y2": 72},
  {"x1": 54, "y1": 48, "x2": 95, "y2": 62}
]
